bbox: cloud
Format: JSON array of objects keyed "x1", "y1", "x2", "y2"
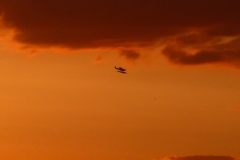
[
  {"x1": 162, "y1": 46, "x2": 240, "y2": 65},
  {"x1": 95, "y1": 54, "x2": 103, "y2": 63},
  {"x1": 1, "y1": 0, "x2": 240, "y2": 67},
  {"x1": 0, "y1": 0, "x2": 186, "y2": 49},
  {"x1": 162, "y1": 156, "x2": 238, "y2": 160},
  {"x1": 161, "y1": 31, "x2": 240, "y2": 66},
  {"x1": 119, "y1": 50, "x2": 141, "y2": 62}
]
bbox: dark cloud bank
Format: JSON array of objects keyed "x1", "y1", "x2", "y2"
[{"x1": 1, "y1": 0, "x2": 240, "y2": 66}]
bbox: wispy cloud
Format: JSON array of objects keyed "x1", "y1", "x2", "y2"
[
  {"x1": 119, "y1": 50, "x2": 141, "y2": 63},
  {"x1": 161, "y1": 31, "x2": 240, "y2": 67},
  {"x1": 162, "y1": 45, "x2": 240, "y2": 65},
  {"x1": 94, "y1": 54, "x2": 103, "y2": 64}
]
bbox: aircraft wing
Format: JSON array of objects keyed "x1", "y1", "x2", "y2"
[
  {"x1": 117, "y1": 71, "x2": 127, "y2": 74},
  {"x1": 115, "y1": 66, "x2": 126, "y2": 71}
]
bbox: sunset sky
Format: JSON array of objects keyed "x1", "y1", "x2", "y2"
[{"x1": 0, "y1": 1, "x2": 240, "y2": 160}]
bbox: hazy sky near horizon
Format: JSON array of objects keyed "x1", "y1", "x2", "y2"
[{"x1": 0, "y1": 1, "x2": 240, "y2": 160}]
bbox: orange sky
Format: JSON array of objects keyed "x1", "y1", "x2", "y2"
[{"x1": 1, "y1": 1, "x2": 240, "y2": 160}]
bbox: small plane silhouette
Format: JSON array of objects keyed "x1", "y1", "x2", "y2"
[{"x1": 115, "y1": 66, "x2": 127, "y2": 74}]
